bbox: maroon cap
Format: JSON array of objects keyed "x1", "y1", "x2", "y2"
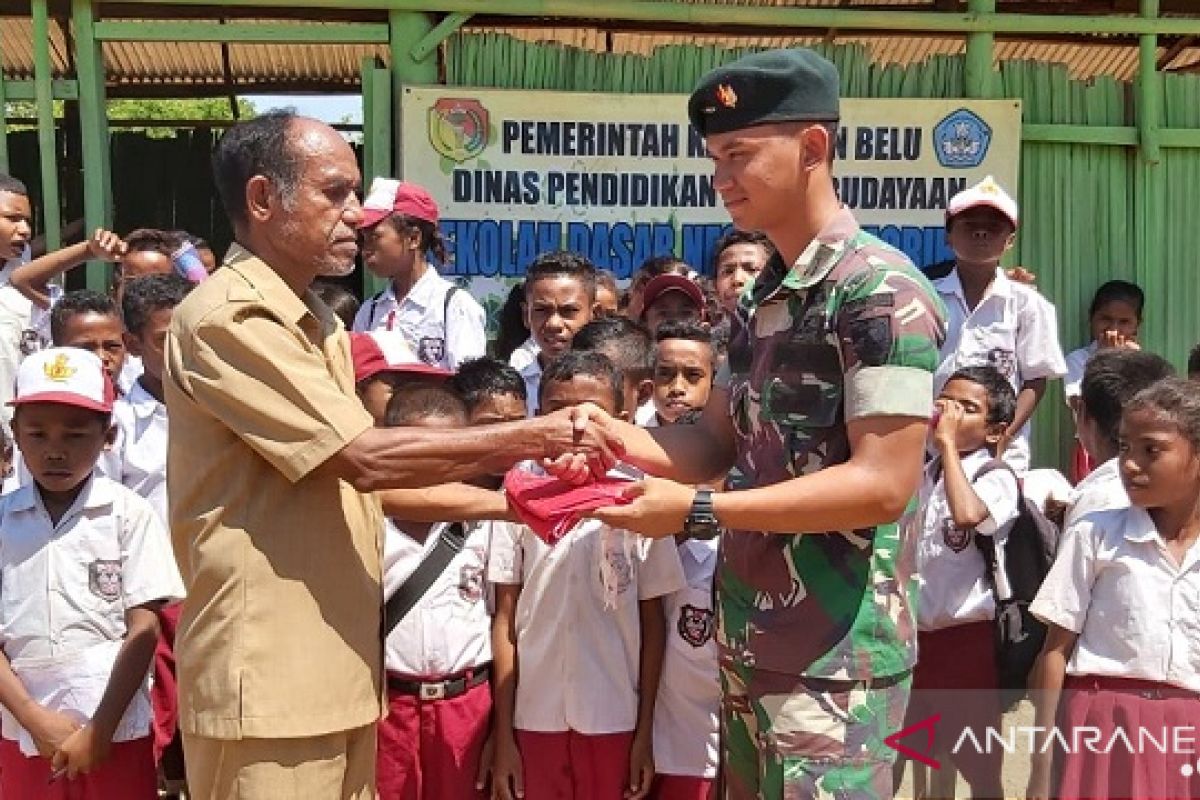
[
  {"x1": 349, "y1": 331, "x2": 453, "y2": 383},
  {"x1": 641, "y1": 274, "x2": 706, "y2": 318},
  {"x1": 359, "y1": 178, "x2": 440, "y2": 229}
]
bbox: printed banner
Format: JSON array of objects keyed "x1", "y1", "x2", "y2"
[{"x1": 399, "y1": 85, "x2": 1021, "y2": 323}]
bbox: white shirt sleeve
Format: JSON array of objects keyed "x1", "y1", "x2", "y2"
[
  {"x1": 1016, "y1": 293, "x2": 1069, "y2": 383},
  {"x1": 637, "y1": 536, "x2": 687, "y2": 600},
  {"x1": 486, "y1": 520, "x2": 525, "y2": 585},
  {"x1": 119, "y1": 489, "x2": 186, "y2": 607},
  {"x1": 350, "y1": 296, "x2": 375, "y2": 333},
  {"x1": 444, "y1": 291, "x2": 488, "y2": 370},
  {"x1": 971, "y1": 466, "x2": 1021, "y2": 536},
  {"x1": 1063, "y1": 346, "x2": 1093, "y2": 400},
  {"x1": 1030, "y1": 521, "x2": 1096, "y2": 634}
]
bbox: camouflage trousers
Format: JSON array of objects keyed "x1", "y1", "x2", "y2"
[{"x1": 720, "y1": 660, "x2": 912, "y2": 800}]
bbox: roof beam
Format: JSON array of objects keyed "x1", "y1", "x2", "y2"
[{"x1": 93, "y1": 19, "x2": 390, "y2": 42}]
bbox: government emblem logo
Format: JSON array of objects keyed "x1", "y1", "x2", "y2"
[
  {"x1": 429, "y1": 97, "x2": 489, "y2": 164},
  {"x1": 933, "y1": 108, "x2": 992, "y2": 169}
]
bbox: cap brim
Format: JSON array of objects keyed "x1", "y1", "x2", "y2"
[
  {"x1": 947, "y1": 199, "x2": 1018, "y2": 228},
  {"x1": 9, "y1": 392, "x2": 112, "y2": 414},
  {"x1": 358, "y1": 208, "x2": 392, "y2": 229},
  {"x1": 642, "y1": 276, "x2": 706, "y2": 316}
]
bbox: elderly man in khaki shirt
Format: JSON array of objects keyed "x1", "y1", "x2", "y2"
[{"x1": 165, "y1": 112, "x2": 618, "y2": 799}]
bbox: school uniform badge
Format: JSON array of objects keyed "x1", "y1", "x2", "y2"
[
  {"x1": 418, "y1": 336, "x2": 446, "y2": 365},
  {"x1": 941, "y1": 519, "x2": 972, "y2": 553},
  {"x1": 678, "y1": 604, "x2": 714, "y2": 647},
  {"x1": 88, "y1": 559, "x2": 123, "y2": 602}
]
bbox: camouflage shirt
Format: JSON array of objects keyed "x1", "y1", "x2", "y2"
[{"x1": 719, "y1": 208, "x2": 946, "y2": 680}]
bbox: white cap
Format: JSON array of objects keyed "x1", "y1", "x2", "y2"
[
  {"x1": 9, "y1": 348, "x2": 114, "y2": 413},
  {"x1": 946, "y1": 175, "x2": 1019, "y2": 228}
]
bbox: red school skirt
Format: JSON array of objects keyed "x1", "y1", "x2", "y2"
[{"x1": 1056, "y1": 675, "x2": 1200, "y2": 800}]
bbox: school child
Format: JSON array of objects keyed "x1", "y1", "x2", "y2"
[
  {"x1": 651, "y1": 321, "x2": 715, "y2": 426},
  {"x1": 1188, "y1": 342, "x2": 1200, "y2": 381},
  {"x1": 450, "y1": 357, "x2": 529, "y2": 428},
  {"x1": 624, "y1": 255, "x2": 693, "y2": 321},
  {"x1": 353, "y1": 178, "x2": 486, "y2": 370},
  {"x1": 1063, "y1": 281, "x2": 1145, "y2": 481},
  {"x1": 312, "y1": 279, "x2": 362, "y2": 331},
  {"x1": 903, "y1": 365, "x2": 1021, "y2": 799},
  {"x1": 350, "y1": 330, "x2": 453, "y2": 426},
  {"x1": 488, "y1": 351, "x2": 685, "y2": 800},
  {"x1": 711, "y1": 229, "x2": 772, "y2": 316},
  {"x1": 933, "y1": 176, "x2": 1068, "y2": 472},
  {"x1": 376, "y1": 382, "x2": 496, "y2": 800},
  {"x1": 596, "y1": 269, "x2": 621, "y2": 317},
  {"x1": 1067, "y1": 349, "x2": 1174, "y2": 528},
  {"x1": 510, "y1": 251, "x2": 599, "y2": 415},
  {"x1": 50, "y1": 290, "x2": 128, "y2": 393},
  {"x1": 640, "y1": 274, "x2": 707, "y2": 335},
  {"x1": 495, "y1": 282, "x2": 532, "y2": 367},
  {"x1": 0, "y1": 348, "x2": 184, "y2": 798},
  {"x1": 1029, "y1": 377, "x2": 1200, "y2": 800},
  {"x1": 572, "y1": 316, "x2": 657, "y2": 426}
]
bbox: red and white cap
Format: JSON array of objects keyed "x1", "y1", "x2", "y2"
[
  {"x1": 641, "y1": 273, "x2": 707, "y2": 320},
  {"x1": 359, "y1": 177, "x2": 440, "y2": 229},
  {"x1": 946, "y1": 175, "x2": 1019, "y2": 228},
  {"x1": 349, "y1": 331, "x2": 453, "y2": 383},
  {"x1": 9, "y1": 348, "x2": 115, "y2": 413}
]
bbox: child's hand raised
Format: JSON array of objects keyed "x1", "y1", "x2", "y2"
[
  {"x1": 84, "y1": 228, "x2": 126, "y2": 262},
  {"x1": 50, "y1": 722, "x2": 112, "y2": 780},
  {"x1": 932, "y1": 399, "x2": 963, "y2": 453},
  {"x1": 27, "y1": 706, "x2": 80, "y2": 759}
]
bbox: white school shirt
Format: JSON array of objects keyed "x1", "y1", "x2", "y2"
[
  {"x1": 352, "y1": 269, "x2": 487, "y2": 370},
  {"x1": 654, "y1": 538, "x2": 720, "y2": 779},
  {"x1": 1065, "y1": 457, "x2": 1128, "y2": 529},
  {"x1": 634, "y1": 400, "x2": 658, "y2": 427},
  {"x1": 0, "y1": 252, "x2": 32, "y2": 431},
  {"x1": 118, "y1": 355, "x2": 144, "y2": 397},
  {"x1": 112, "y1": 380, "x2": 169, "y2": 525},
  {"x1": 0, "y1": 474, "x2": 185, "y2": 750},
  {"x1": 1063, "y1": 342, "x2": 1098, "y2": 401},
  {"x1": 487, "y1": 517, "x2": 685, "y2": 735},
  {"x1": 1031, "y1": 506, "x2": 1200, "y2": 693},
  {"x1": 933, "y1": 268, "x2": 1068, "y2": 471},
  {"x1": 383, "y1": 519, "x2": 493, "y2": 679},
  {"x1": 915, "y1": 449, "x2": 1020, "y2": 632},
  {"x1": 515, "y1": 357, "x2": 542, "y2": 416}
]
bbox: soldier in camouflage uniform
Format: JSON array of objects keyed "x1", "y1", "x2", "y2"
[{"x1": 591, "y1": 49, "x2": 946, "y2": 799}]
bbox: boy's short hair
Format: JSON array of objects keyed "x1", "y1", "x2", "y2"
[
  {"x1": 539, "y1": 350, "x2": 624, "y2": 414},
  {"x1": 524, "y1": 251, "x2": 597, "y2": 302},
  {"x1": 121, "y1": 273, "x2": 193, "y2": 336},
  {"x1": 1081, "y1": 349, "x2": 1175, "y2": 448},
  {"x1": 1189, "y1": 342, "x2": 1200, "y2": 377},
  {"x1": 712, "y1": 229, "x2": 774, "y2": 266},
  {"x1": 449, "y1": 357, "x2": 527, "y2": 412},
  {"x1": 571, "y1": 317, "x2": 653, "y2": 382},
  {"x1": 654, "y1": 320, "x2": 717, "y2": 366},
  {"x1": 311, "y1": 279, "x2": 361, "y2": 330},
  {"x1": 595, "y1": 269, "x2": 618, "y2": 296},
  {"x1": 384, "y1": 383, "x2": 468, "y2": 428},
  {"x1": 947, "y1": 365, "x2": 1017, "y2": 428},
  {"x1": 1089, "y1": 280, "x2": 1144, "y2": 320},
  {"x1": 51, "y1": 290, "x2": 121, "y2": 345},
  {"x1": 0, "y1": 174, "x2": 28, "y2": 197},
  {"x1": 124, "y1": 228, "x2": 181, "y2": 256}
]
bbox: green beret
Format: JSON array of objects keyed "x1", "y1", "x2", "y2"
[{"x1": 688, "y1": 48, "x2": 840, "y2": 137}]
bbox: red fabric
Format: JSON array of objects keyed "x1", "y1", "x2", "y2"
[
  {"x1": 651, "y1": 774, "x2": 715, "y2": 800},
  {"x1": 1070, "y1": 440, "x2": 1095, "y2": 484},
  {"x1": 1056, "y1": 675, "x2": 1200, "y2": 800},
  {"x1": 503, "y1": 470, "x2": 633, "y2": 545},
  {"x1": 0, "y1": 735, "x2": 157, "y2": 800},
  {"x1": 515, "y1": 729, "x2": 634, "y2": 800},
  {"x1": 150, "y1": 602, "x2": 180, "y2": 764},
  {"x1": 906, "y1": 621, "x2": 1003, "y2": 793},
  {"x1": 376, "y1": 678, "x2": 491, "y2": 800}
]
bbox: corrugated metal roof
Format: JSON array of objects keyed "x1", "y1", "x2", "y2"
[{"x1": 0, "y1": 4, "x2": 1193, "y2": 90}]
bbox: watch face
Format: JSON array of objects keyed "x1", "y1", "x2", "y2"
[{"x1": 686, "y1": 519, "x2": 721, "y2": 540}]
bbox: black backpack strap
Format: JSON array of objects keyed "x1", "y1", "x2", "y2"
[
  {"x1": 969, "y1": 458, "x2": 1020, "y2": 594},
  {"x1": 383, "y1": 522, "x2": 467, "y2": 637},
  {"x1": 367, "y1": 288, "x2": 387, "y2": 329},
  {"x1": 443, "y1": 283, "x2": 460, "y2": 321}
]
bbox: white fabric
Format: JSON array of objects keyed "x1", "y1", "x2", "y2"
[
  {"x1": 946, "y1": 175, "x2": 1019, "y2": 227},
  {"x1": 352, "y1": 269, "x2": 486, "y2": 370},
  {"x1": 487, "y1": 517, "x2": 684, "y2": 734},
  {"x1": 515, "y1": 357, "x2": 543, "y2": 416},
  {"x1": 111, "y1": 380, "x2": 170, "y2": 525},
  {"x1": 383, "y1": 520, "x2": 493, "y2": 678},
  {"x1": 1065, "y1": 457, "x2": 1128, "y2": 529},
  {"x1": 1031, "y1": 505, "x2": 1200, "y2": 693},
  {"x1": 933, "y1": 268, "x2": 1068, "y2": 472},
  {"x1": 915, "y1": 449, "x2": 1020, "y2": 631},
  {"x1": 1022, "y1": 468, "x2": 1073, "y2": 514},
  {"x1": 0, "y1": 249, "x2": 33, "y2": 431},
  {"x1": 1063, "y1": 342, "x2": 1098, "y2": 401},
  {"x1": 634, "y1": 400, "x2": 658, "y2": 427},
  {"x1": 508, "y1": 337, "x2": 539, "y2": 374},
  {"x1": 0, "y1": 474, "x2": 185, "y2": 748},
  {"x1": 362, "y1": 177, "x2": 402, "y2": 216},
  {"x1": 654, "y1": 538, "x2": 720, "y2": 779},
  {"x1": 118, "y1": 355, "x2": 143, "y2": 397},
  {"x1": 15, "y1": 348, "x2": 110, "y2": 410}
]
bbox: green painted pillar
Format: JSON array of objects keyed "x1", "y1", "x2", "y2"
[
  {"x1": 31, "y1": 0, "x2": 62, "y2": 251},
  {"x1": 965, "y1": 0, "x2": 996, "y2": 98},
  {"x1": 0, "y1": 71, "x2": 9, "y2": 174},
  {"x1": 388, "y1": 11, "x2": 438, "y2": 174},
  {"x1": 1137, "y1": 0, "x2": 1163, "y2": 164},
  {"x1": 72, "y1": 0, "x2": 113, "y2": 291},
  {"x1": 361, "y1": 56, "x2": 393, "y2": 298}
]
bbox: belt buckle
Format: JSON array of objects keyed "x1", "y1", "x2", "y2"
[{"x1": 419, "y1": 682, "x2": 446, "y2": 701}]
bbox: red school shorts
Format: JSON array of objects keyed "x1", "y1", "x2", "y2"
[
  {"x1": 0, "y1": 735, "x2": 157, "y2": 800},
  {"x1": 515, "y1": 729, "x2": 635, "y2": 800}
]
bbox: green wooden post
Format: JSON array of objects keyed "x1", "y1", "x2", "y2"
[
  {"x1": 31, "y1": 0, "x2": 62, "y2": 251},
  {"x1": 0, "y1": 69, "x2": 9, "y2": 174},
  {"x1": 1138, "y1": 0, "x2": 1163, "y2": 164},
  {"x1": 389, "y1": 11, "x2": 438, "y2": 174},
  {"x1": 964, "y1": 0, "x2": 996, "y2": 98},
  {"x1": 361, "y1": 57, "x2": 392, "y2": 297},
  {"x1": 73, "y1": 0, "x2": 113, "y2": 291}
]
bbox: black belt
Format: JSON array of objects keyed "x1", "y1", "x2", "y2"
[{"x1": 387, "y1": 665, "x2": 491, "y2": 701}]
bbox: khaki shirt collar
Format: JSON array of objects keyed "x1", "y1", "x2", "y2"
[{"x1": 222, "y1": 243, "x2": 337, "y2": 336}]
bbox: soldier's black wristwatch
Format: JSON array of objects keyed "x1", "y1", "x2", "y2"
[{"x1": 684, "y1": 489, "x2": 721, "y2": 540}]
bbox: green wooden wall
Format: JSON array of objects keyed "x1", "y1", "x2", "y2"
[{"x1": 445, "y1": 33, "x2": 1200, "y2": 469}]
